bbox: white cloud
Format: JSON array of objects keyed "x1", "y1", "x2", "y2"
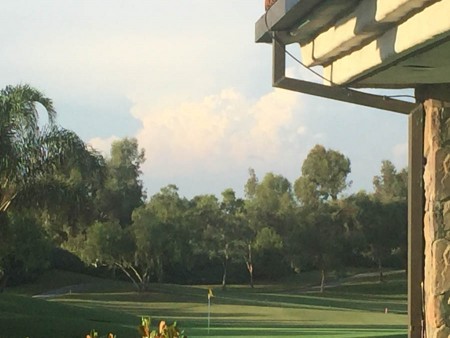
[
  {"x1": 297, "y1": 126, "x2": 307, "y2": 135},
  {"x1": 88, "y1": 136, "x2": 120, "y2": 157},
  {"x1": 129, "y1": 88, "x2": 303, "y2": 179},
  {"x1": 392, "y1": 142, "x2": 408, "y2": 169},
  {"x1": 313, "y1": 132, "x2": 326, "y2": 140}
]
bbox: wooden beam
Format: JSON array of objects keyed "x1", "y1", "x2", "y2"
[
  {"x1": 415, "y1": 84, "x2": 450, "y2": 103},
  {"x1": 272, "y1": 38, "x2": 419, "y2": 114},
  {"x1": 408, "y1": 104, "x2": 425, "y2": 338}
]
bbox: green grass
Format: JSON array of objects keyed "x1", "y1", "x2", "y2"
[
  {"x1": 0, "y1": 270, "x2": 408, "y2": 338},
  {"x1": 0, "y1": 293, "x2": 139, "y2": 338}
]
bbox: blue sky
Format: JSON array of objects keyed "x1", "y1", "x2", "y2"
[{"x1": 0, "y1": 0, "x2": 409, "y2": 199}]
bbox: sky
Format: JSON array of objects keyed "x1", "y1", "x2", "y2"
[{"x1": 0, "y1": 0, "x2": 409, "y2": 199}]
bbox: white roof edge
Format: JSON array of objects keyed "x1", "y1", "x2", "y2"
[
  {"x1": 300, "y1": 0, "x2": 437, "y2": 67},
  {"x1": 322, "y1": 0, "x2": 450, "y2": 86}
]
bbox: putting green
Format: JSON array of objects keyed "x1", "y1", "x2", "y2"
[{"x1": 3, "y1": 270, "x2": 408, "y2": 338}]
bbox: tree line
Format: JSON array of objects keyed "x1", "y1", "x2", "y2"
[{"x1": 0, "y1": 85, "x2": 407, "y2": 292}]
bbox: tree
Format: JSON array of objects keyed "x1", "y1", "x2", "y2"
[
  {"x1": 96, "y1": 138, "x2": 146, "y2": 226},
  {"x1": 244, "y1": 172, "x2": 295, "y2": 280},
  {"x1": 352, "y1": 192, "x2": 407, "y2": 281},
  {"x1": 244, "y1": 168, "x2": 258, "y2": 199},
  {"x1": 292, "y1": 145, "x2": 351, "y2": 290},
  {"x1": 80, "y1": 220, "x2": 147, "y2": 290},
  {"x1": 131, "y1": 207, "x2": 167, "y2": 284},
  {"x1": 0, "y1": 85, "x2": 55, "y2": 212},
  {"x1": 0, "y1": 211, "x2": 52, "y2": 291},
  {"x1": 295, "y1": 145, "x2": 351, "y2": 205},
  {"x1": 132, "y1": 185, "x2": 189, "y2": 283},
  {"x1": 189, "y1": 193, "x2": 244, "y2": 290},
  {"x1": 294, "y1": 203, "x2": 346, "y2": 292},
  {"x1": 0, "y1": 84, "x2": 105, "y2": 235},
  {"x1": 0, "y1": 84, "x2": 104, "y2": 286},
  {"x1": 220, "y1": 189, "x2": 253, "y2": 287},
  {"x1": 246, "y1": 172, "x2": 294, "y2": 235},
  {"x1": 0, "y1": 85, "x2": 104, "y2": 214},
  {"x1": 373, "y1": 160, "x2": 407, "y2": 201}
]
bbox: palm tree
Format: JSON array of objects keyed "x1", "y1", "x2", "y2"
[{"x1": 0, "y1": 84, "x2": 104, "y2": 213}]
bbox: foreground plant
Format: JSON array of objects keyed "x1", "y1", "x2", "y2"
[
  {"x1": 138, "y1": 316, "x2": 186, "y2": 338},
  {"x1": 87, "y1": 316, "x2": 186, "y2": 338},
  {"x1": 86, "y1": 330, "x2": 115, "y2": 338}
]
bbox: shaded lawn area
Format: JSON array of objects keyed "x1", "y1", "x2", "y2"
[
  {"x1": 0, "y1": 293, "x2": 139, "y2": 338},
  {"x1": 1, "y1": 270, "x2": 407, "y2": 338}
]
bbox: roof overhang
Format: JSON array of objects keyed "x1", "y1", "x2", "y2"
[{"x1": 256, "y1": 0, "x2": 450, "y2": 89}]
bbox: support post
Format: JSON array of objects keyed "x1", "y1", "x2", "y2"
[
  {"x1": 408, "y1": 104, "x2": 425, "y2": 338},
  {"x1": 273, "y1": 35, "x2": 285, "y2": 85}
]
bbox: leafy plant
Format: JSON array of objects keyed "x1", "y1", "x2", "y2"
[
  {"x1": 86, "y1": 330, "x2": 115, "y2": 338},
  {"x1": 87, "y1": 317, "x2": 186, "y2": 338},
  {"x1": 139, "y1": 317, "x2": 186, "y2": 338}
]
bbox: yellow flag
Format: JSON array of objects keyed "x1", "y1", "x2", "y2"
[{"x1": 208, "y1": 288, "x2": 214, "y2": 300}]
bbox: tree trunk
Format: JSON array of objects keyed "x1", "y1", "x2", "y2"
[
  {"x1": 320, "y1": 269, "x2": 325, "y2": 293},
  {"x1": 115, "y1": 263, "x2": 141, "y2": 291},
  {"x1": 246, "y1": 244, "x2": 254, "y2": 288},
  {"x1": 247, "y1": 262, "x2": 254, "y2": 289},
  {"x1": 378, "y1": 258, "x2": 384, "y2": 283},
  {"x1": 156, "y1": 256, "x2": 164, "y2": 283},
  {"x1": 0, "y1": 189, "x2": 17, "y2": 213},
  {"x1": 222, "y1": 259, "x2": 228, "y2": 291}
]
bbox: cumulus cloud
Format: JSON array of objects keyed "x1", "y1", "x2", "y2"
[
  {"x1": 88, "y1": 135, "x2": 120, "y2": 157},
  {"x1": 128, "y1": 88, "x2": 303, "y2": 179},
  {"x1": 392, "y1": 142, "x2": 408, "y2": 169}
]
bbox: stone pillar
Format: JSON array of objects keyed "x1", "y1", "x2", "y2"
[{"x1": 416, "y1": 84, "x2": 450, "y2": 338}]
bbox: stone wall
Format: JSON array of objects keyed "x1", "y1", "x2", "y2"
[{"x1": 423, "y1": 97, "x2": 450, "y2": 338}]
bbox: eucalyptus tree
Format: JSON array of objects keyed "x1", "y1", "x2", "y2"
[
  {"x1": 132, "y1": 185, "x2": 188, "y2": 283},
  {"x1": 80, "y1": 220, "x2": 144, "y2": 289},
  {"x1": 80, "y1": 185, "x2": 188, "y2": 288},
  {"x1": 373, "y1": 160, "x2": 407, "y2": 202},
  {"x1": 244, "y1": 172, "x2": 295, "y2": 279},
  {"x1": 291, "y1": 146, "x2": 351, "y2": 288},
  {"x1": 220, "y1": 188, "x2": 253, "y2": 287},
  {"x1": 295, "y1": 202, "x2": 346, "y2": 292},
  {"x1": 189, "y1": 194, "x2": 227, "y2": 288},
  {"x1": 96, "y1": 138, "x2": 145, "y2": 227},
  {"x1": 352, "y1": 192, "x2": 407, "y2": 281},
  {"x1": 244, "y1": 168, "x2": 258, "y2": 199},
  {"x1": 188, "y1": 192, "x2": 246, "y2": 290},
  {"x1": 294, "y1": 145, "x2": 351, "y2": 205}
]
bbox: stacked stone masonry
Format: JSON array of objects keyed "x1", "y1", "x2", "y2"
[{"x1": 424, "y1": 97, "x2": 450, "y2": 338}]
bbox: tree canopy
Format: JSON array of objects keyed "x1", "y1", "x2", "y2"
[
  {"x1": 295, "y1": 145, "x2": 351, "y2": 205},
  {"x1": 0, "y1": 87, "x2": 408, "y2": 292}
]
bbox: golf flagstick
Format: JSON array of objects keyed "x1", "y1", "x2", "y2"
[{"x1": 208, "y1": 288, "x2": 214, "y2": 334}]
